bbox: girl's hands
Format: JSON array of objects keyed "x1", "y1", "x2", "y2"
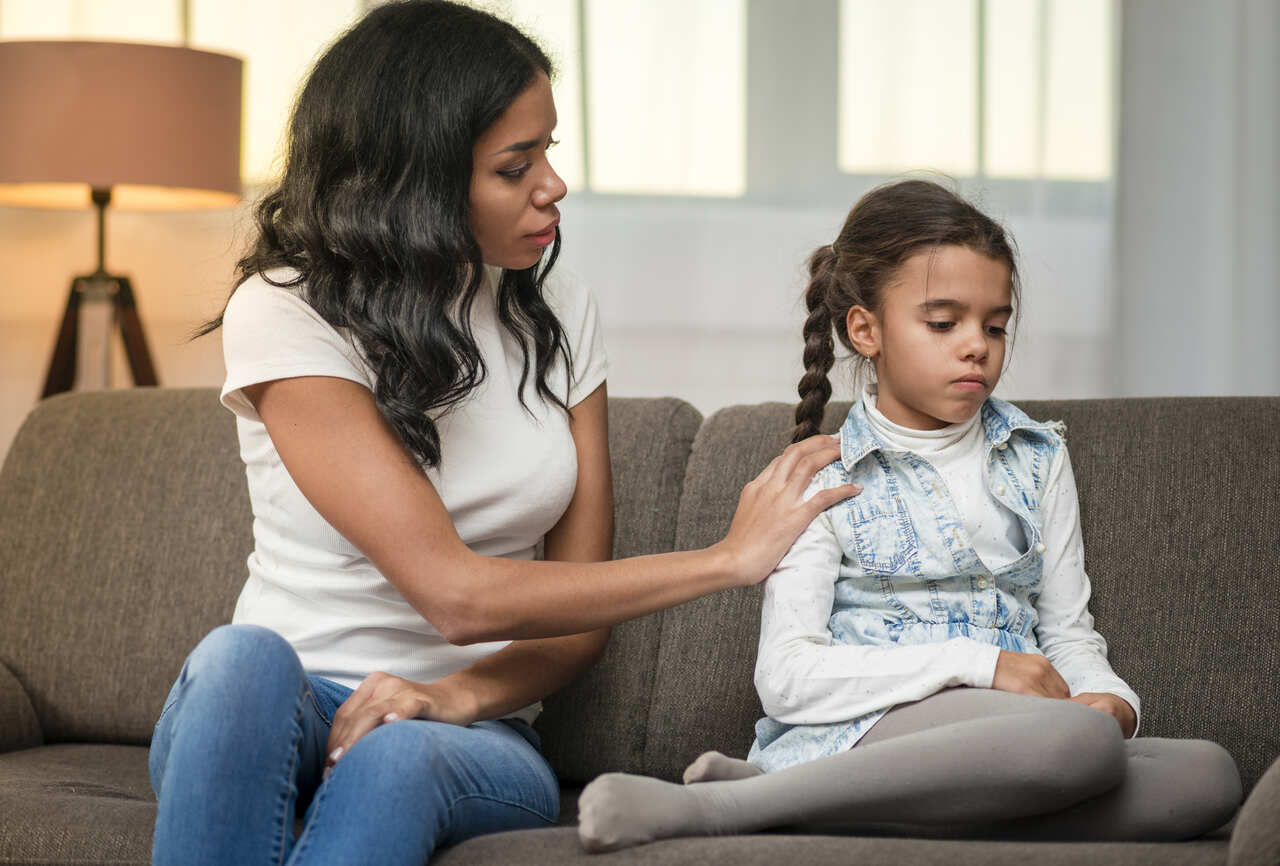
[
  {"x1": 991, "y1": 650, "x2": 1071, "y2": 699},
  {"x1": 1071, "y1": 692, "x2": 1138, "y2": 738},
  {"x1": 323, "y1": 671, "x2": 476, "y2": 775},
  {"x1": 993, "y1": 653, "x2": 1137, "y2": 738},
  {"x1": 717, "y1": 435, "x2": 860, "y2": 587}
]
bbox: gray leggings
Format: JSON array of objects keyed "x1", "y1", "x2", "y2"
[
  {"x1": 576, "y1": 688, "x2": 1243, "y2": 851},
  {"x1": 720, "y1": 688, "x2": 1241, "y2": 840}
]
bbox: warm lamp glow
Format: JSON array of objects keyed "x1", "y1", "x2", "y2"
[
  {"x1": 0, "y1": 40, "x2": 243, "y2": 206},
  {"x1": 0, "y1": 39, "x2": 245, "y2": 399},
  {"x1": 0, "y1": 182, "x2": 241, "y2": 211}
]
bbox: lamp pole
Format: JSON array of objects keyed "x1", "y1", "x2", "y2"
[{"x1": 41, "y1": 188, "x2": 158, "y2": 398}]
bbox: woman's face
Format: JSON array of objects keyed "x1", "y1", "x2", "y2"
[{"x1": 469, "y1": 73, "x2": 567, "y2": 270}]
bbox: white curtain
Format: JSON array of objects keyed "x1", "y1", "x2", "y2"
[{"x1": 1114, "y1": 0, "x2": 1280, "y2": 397}]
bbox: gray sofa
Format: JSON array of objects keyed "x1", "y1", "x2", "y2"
[{"x1": 0, "y1": 388, "x2": 1277, "y2": 865}]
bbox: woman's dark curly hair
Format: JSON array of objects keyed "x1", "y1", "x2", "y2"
[
  {"x1": 199, "y1": 0, "x2": 570, "y2": 468},
  {"x1": 793, "y1": 179, "x2": 1021, "y2": 442}
]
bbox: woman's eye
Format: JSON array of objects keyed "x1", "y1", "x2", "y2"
[
  {"x1": 498, "y1": 163, "x2": 530, "y2": 179},
  {"x1": 925, "y1": 321, "x2": 954, "y2": 331},
  {"x1": 987, "y1": 325, "x2": 1008, "y2": 337}
]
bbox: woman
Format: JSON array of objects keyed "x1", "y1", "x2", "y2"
[{"x1": 147, "y1": 3, "x2": 856, "y2": 864}]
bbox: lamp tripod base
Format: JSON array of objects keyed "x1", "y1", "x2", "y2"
[{"x1": 41, "y1": 272, "x2": 158, "y2": 398}]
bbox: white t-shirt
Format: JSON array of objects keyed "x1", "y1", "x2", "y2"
[{"x1": 219, "y1": 265, "x2": 608, "y2": 723}]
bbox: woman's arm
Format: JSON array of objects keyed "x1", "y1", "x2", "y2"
[
  {"x1": 245, "y1": 375, "x2": 854, "y2": 645},
  {"x1": 1033, "y1": 446, "x2": 1140, "y2": 736},
  {"x1": 323, "y1": 385, "x2": 615, "y2": 760},
  {"x1": 754, "y1": 474, "x2": 1001, "y2": 725}
]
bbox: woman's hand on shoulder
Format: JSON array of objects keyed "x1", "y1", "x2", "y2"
[
  {"x1": 1070, "y1": 691, "x2": 1138, "y2": 738},
  {"x1": 991, "y1": 650, "x2": 1070, "y2": 699},
  {"x1": 324, "y1": 671, "x2": 478, "y2": 775},
  {"x1": 716, "y1": 434, "x2": 860, "y2": 587}
]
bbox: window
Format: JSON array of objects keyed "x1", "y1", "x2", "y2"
[
  {"x1": 2, "y1": 1, "x2": 1115, "y2": 195},
  {"x1": 583, "y1": 0, "x2": 745, "y2": 196},
  {"x1": 839, "y1": 0, "x2": 1114, "y2": 181},
  {"x1": 839, "y1": 0, "x2": 978, "y2": 177},
  {"x1": 491, "y1": 0, "x2": 746, "y2": 196},
  {"x1": 0, "y1": 0, "x2": 180, "y2": 42}
]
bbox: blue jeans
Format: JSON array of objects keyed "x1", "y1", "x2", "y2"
[{"x1": 149, "y1": 625, "x2": 559, "y2": 865}]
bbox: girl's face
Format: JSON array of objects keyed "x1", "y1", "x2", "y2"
[
  {"x1": 469, "y1": 73, "x2": 567, "y2": 270},
  {"x1": 847, "y1": 245, "x2": 1013, "y2": 430}
]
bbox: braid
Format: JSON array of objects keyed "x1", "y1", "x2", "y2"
[{"x1": 792, "y1": 246, "x2": 838, "y2": 443}]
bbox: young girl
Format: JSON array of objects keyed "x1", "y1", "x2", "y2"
[{"x1": 576, "y1": 180, "x2": 1243, "y2": 852}]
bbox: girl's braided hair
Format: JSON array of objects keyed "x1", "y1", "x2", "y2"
[{"x1": 793, "y1": 179, "x2": 1021, "y2": 442}]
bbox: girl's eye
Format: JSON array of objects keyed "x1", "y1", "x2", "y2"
[
  {"x1": 925, "y1": 321, "x2": 954, "y2": 331},
  {"x1": 987, "y1": 325, "x2": 1008, "y2": 337},
  {"x1": 497, "y1": 163, "x2": 531, "y2": 180}
]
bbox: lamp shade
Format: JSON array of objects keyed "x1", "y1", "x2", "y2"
[{"x1": 0, "y1": 40, "x2": 242, "y2": 210}]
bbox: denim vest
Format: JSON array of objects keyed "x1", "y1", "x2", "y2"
[{"x1": 749, "y1": 397, "x2": 1065, "y2": 772}]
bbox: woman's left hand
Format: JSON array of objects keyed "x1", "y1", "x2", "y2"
[
  {"x1": 1070, "y1": 691, "x2": 1137, "y2": 739},
  {"x1": 324, "y1": 671, "x2": 477, "y2": 774}
]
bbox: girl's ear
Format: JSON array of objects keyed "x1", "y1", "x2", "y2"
[{"x1": 845, "y1": 305, "x2": 880, "y2": 360}]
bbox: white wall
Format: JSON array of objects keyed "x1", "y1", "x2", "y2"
[
  {"x1": 0, "y1": 204, "x2": 242, "y2": 460},
  {"x1": 1114, "y1": 0, "x2": 1280, "y2": 396},
  {"x1": 0, "y1": 190, "x2": 1113, "y2": 462}
]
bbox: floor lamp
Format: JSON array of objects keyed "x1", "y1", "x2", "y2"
[{"x1": 0, "y1": 40, "x2": 243, "y2": 397}]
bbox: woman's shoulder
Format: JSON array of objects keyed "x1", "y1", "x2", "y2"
[
  {"x1": 220, "y1": 267, "x2": 371, "y2": 414},
  {"x1": 223, "y1": 268, "x2": 310, "y2": 323},
  {"x1": 222, "y1": 268, "x2": 357, "y2": 349}
]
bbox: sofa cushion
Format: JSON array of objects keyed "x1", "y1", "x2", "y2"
[
  {"x1": 0, "y1": 389, "x2": 703, "y2": 779},
  {"x1": 1018, "y1": 397, "x2": 1280, "y2": 793},
  {"x1": 0, "y1": 389, "x2": 253, "y2": 746},
  {"x1": 657, "y1": 397, "x2": 1280, "y2": 793},
  {"x1": 1228, "y1": 752, "x2": 1280, "y2": 866},
  {"x1": 0, "y1": 662, "x2": 40, "y2": 753},
  {"x1": 536, "y1": 397, "x2": 703, "y2": 784},
  {"x1": 433, "y1": 825, "x2": 1228, "y2": 866},
  {"x1": 0, "y1": 743, "x2": 153, "y2": 865},
  {"x1": 646, "y1": 403, "x2": 802, "y2": 780}
]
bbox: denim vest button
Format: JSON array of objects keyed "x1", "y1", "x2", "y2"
[
  {"x1": 1035, "y1": 542, "x2": 1046, "y2": 554},
  {"x1": 997, "y1": 442, "x2": 1009, "y2": 451},
  {"x1": 996, "y1": 485, "x2": 1006, "y2": 495},
  {"x1": 978, "y1": 577, "x2": 989, "y2": 589}
]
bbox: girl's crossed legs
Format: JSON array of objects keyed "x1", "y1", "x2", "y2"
[
  {"x1": 578, "y1": 688, "x2": 1241, "y2": 852},
  {"x1": 149, "y1": 624, "x2": 559, "y2": 866}
]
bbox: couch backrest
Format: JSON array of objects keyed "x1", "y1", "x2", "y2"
[
  {"x1": 646, "y1": 397, "x2": 1280, "y2": 794},
  {"x1": 534, "y1": 397, "x2": 702, "y2": 782},
  {"x1": 5, "y1": 390, "x2": 1277, "y2": 794},
  {"x1": 0, "y1": 389, "x2": 253, "y2": 745},
  {"x1": 0, "y1": 389, "x2": 702, "y2": 761}
]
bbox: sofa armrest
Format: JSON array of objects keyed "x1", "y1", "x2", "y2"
[
  {"x1": 0, "y1": 660, "x2": 41, "y2": 752},
  {"x1": 0, "y1": 659, "x2": 42, "y2": 753},
  {"x1": 1230, "y1": 753, "x2": 1280, "y2": 865}
]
